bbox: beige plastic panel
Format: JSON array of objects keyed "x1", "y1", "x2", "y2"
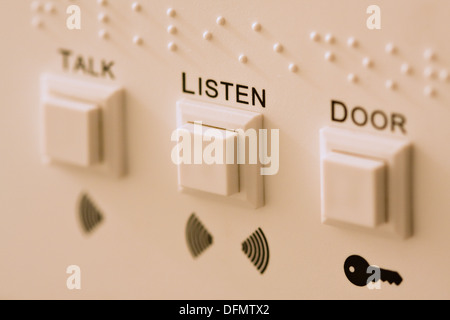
[{"x1": 0, "y1": 0, "x2": 450, "y2": 299}]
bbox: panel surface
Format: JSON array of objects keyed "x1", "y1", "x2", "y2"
[{"x1": 1, "y1": 0, "x2": 450, "y2": 299}]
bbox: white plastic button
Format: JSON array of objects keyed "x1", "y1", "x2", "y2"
[
  {"x1": 176, "y1": 123, "x2": 239, "y2": 196},
  {"x1": 41, "y1": 74, "x2": 126, "y2": 177},
  {"x1": 322, "y1": 152, "x2": 386, "y2": 228},
  {"x1": 320, "y1": 127, "x2": 412, "y2": 238},
  {"x1": 44, "y1": 97, "x2": 101, "y2": 167},
  {"x1": 176, "y1": 99, "x2": 264, "y2": 208}
]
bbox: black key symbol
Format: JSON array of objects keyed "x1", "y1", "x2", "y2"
[{"x1": 344, "y1": 255, "x2": 403, "y2": 287}]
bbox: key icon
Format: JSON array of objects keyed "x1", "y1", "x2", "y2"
[{"x1": 344, "y1": 255, "x2": 403, "y2": 287}]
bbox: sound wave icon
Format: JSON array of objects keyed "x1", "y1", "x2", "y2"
[
  {"x1": 79, "y1": 194, "x2": 103, "y2": 234},
  {"x1": 186, "y1": 213, "x2": 213, "y2": 258},
  {"x1": 242, "y1": 228, "x2": 270, "y2": 274}
]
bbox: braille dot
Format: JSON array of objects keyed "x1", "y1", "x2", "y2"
[
  {"x1": 325, "y1": 33, "x2": 335, "y2": 44},
  {"x1": 347, "y1": 37, "x2": 357, "y2": 48},
  {"x1": 98, "y1": 13, "x2": 108, "y2": 23},
  {"x1": 98, "y1": 29, "x2": 109, "y2": 39},
  {"x1": 424, "y1": 67, "x2": 436, "y2": 79},
  {"x1": 31, "y1": 17, "x2": 43, "y2": 28},
  {"x1": 424, "y1": 85, "x2": 436, "y2": 97},
  {"x1": 131, "y1": 2, "x2": 141, "y2": 12},
  {"x1": 167, "y1": 25, "x2": 177, "y2": 34},
  {"x1": 239, "y1": 54, "x2": 248, "y2": 64},
  {"x1": 289, "y1": 64, "x2": 298, "y2": 73},
  {"x1": 324, "y1": 51, "x2": 335, "y2": 62},
  {"x1": 216, "y1": 16, "x2": 225, "y2": 26},
  {"x1": 167, "y1": 8, "x2": 176, "y2": 17},
  {"x1": 44, "y1": 2, "x2": 55, "y2": 13},
  {"x1": 252, "y1": 22, "x2": 262, "y2": 32},
  {"x1": 385, "y1": 80, "x2": 396, "y2": 90},
  {"x1": 362, "y1": 57, "x2": 373, "y2": 68},
  {"x1": 347, "y1": 73, "x2": 357, "y2": 83},
  {"x1": 385, "y1": 43, "x2": 396, "y2": 54},
  {"x1": 98, "y1": 0, "x2": 107, "y2": 6},
  {"x1": 400, "y1": 63, "x2": 412, "y2": 75},
  {"x1": 203, "y1": 31, "x2": 212, "y2": 41},
  {"x1": 30, "y1": 1, "x2": 42, "y2": 12},
  {"x1": 439, "y1": 70, "x2": 449, "y2": 82},
  {"x1": 310, "y1": 31, "x2": 320, "y2": 41},
  {"x1": 273, "y1": 43, "x2": 283, "y2": 53},
  {"x1": 424, "y1": 49, "x2": 436, "y2": 61},
  {"x1": 133, "y1": 35, "x2": 143, "y2": 45},
  {"x1": 168, "y1": 42, "x2": 177, "y2": 51}
]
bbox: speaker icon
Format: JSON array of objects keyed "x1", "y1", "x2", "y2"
[
  {"x1": 186, "y1": 213, "x2": 213, "y2": 258},
  {"x1": 242, "y1": 228, "x2": 270, "y2": 274},
  {"x1": 79, "y1": 194, "x2": 103, "y2": 234}
]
